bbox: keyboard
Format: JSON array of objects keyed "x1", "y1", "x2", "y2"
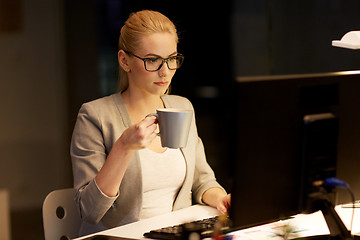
[{"x1": 143, "y1": 216, "x2": 229, "y2": 240}]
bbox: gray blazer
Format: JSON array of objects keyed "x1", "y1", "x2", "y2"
[{"x1": 71, "y1": 93, "x2": 223, "y2": 236}]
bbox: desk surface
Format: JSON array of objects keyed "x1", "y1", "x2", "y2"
[
  {"x1": 76, "y1": 205, "x2": 219, "y2": 240},
  {"x1": 75, "y1": 204, "x2": 360, "y2": 240}
]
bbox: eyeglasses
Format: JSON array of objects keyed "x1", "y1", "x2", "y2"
[{"x1": 124, "y1": 50, "x2": 184, "y2": 72}]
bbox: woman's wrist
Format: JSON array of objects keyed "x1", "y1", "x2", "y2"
[{"x1": 202, "y1": 187, "x2": 227, "y2": 208}]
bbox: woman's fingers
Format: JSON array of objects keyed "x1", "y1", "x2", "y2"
[{"x1": 120, "y1": 116, "x2": 159, "y2": 149}]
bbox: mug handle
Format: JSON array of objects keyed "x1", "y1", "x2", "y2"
[
  {"x1": 145, "y1": 113, "x2": 160, "y2": 136},
  {"x1": 146, "y1": 113, "x2": 158, "y2": 118}
]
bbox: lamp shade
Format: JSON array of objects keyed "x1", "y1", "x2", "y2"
[{"x1": 332, "y1": 31, "x2": 360, "y2": 49}]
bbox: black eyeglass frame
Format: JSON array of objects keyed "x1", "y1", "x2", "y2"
[{"x1": 124, "y1": 50, "x2": 184, "y2": 72}]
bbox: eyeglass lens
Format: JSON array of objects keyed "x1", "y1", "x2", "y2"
[{"x1": 145, "y1": 56, "x2": 184, "y2": 71}]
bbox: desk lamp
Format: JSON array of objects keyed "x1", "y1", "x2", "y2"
[{"x1": 332, "y1": 31, "x2": 360, "y2": 49}]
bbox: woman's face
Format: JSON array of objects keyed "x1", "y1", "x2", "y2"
[{"x1": 127, "y1": 32, "x2": 178, "y2": 96}]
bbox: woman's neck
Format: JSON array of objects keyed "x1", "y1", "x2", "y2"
[{"x1": 122, "y1": 90, "x2": 165, "y2": 123}]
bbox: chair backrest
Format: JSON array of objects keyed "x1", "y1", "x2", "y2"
[
  {"x1": 0, "y1": 189, "x2": 11, "y2": 240},
  {"x1": 42, "y1": 188, "x2": 82, "y2": 240}
]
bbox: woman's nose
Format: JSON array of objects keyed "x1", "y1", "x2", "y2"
[{"x1": 158, "y1": 62, "x2": 171, "y2": 77}]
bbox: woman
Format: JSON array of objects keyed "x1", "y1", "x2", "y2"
[{"x1": 71, "y1": 10, "x2": 231, "y2": 236}]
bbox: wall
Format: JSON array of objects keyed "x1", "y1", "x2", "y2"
[
  {"x1": 0, "y1": 0, "x2": 71, "y2": 210},
  {"x1": 232, "y1": 1, "x2": 360, "y2": 77}
]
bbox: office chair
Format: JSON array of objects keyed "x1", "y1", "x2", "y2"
[{"x1": 42, "y1": 188, "x2": 82, "y2": 240}]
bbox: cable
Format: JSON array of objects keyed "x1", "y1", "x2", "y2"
[
  {"x1": 323, "y1": 177, "x2": 355, "y2": 234},
  {"x1": 346, "y1": 186, "x2": 356, "y2": 234}
]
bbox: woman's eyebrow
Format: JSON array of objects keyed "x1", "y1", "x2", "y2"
[{"x1": 144, "y1": 52, "x2": 178, "y2": 58}]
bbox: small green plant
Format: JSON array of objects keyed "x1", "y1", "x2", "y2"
[{"x1": 273, "y1": 223, "x2": 300, "y2": 240}]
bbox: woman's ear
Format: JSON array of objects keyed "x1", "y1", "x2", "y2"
[{"x1": 118, "y1": 50, "x2": 130, "y2": 72}]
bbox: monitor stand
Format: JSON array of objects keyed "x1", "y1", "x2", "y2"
[
  {"x1": 317, "y1": 198, "x2": 352, "y2": 240},
  {"x1": 302, "y1": 194, "x2": 360, "y2": 240}
]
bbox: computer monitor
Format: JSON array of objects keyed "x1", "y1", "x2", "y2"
[{"x1": 229, "y1": 70, "x2": 360, "y2": 238}]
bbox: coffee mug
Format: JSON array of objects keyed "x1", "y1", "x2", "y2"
[{"x1": 146, "y1": 108, "x2": 193, "y2": 148}]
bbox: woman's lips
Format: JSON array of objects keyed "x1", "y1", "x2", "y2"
[{"x1": 154, "y1": 81, "x2": 169, "y2": 87}]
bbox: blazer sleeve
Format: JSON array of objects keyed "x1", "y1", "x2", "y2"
[
  {"x1": 71, "y1": 103, "x2": 118, "y2": 224},
  {"x1": 191, "y1": 136, "x2": 226, "y2": 204}
]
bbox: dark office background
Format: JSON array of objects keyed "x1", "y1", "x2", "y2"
[{"x1": 0, "y1": 0, "x2": 359, "y2": 239}]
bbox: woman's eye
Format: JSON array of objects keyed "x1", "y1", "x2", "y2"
[{"x1": 147, "y1": 58, "x2": 159, "y2": 63}]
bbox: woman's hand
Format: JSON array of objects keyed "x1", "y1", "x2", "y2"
[
  {"x1": 216, "y1": 193, "x2": 231, "y2": 214},
  {"x1": 118, "y1": 116, "x2": 158, "y2": 150},
  {"x1": 202, "y1": 188, "x2": 231, "y2": 214}
]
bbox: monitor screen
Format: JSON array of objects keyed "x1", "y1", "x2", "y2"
[{"x1": 229, "y1": 70, "x2": 360, "y2": 230}]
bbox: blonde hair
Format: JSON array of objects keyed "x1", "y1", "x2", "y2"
[{"x1": 118, "y1": 10, "x2": 179, "y2": 92}]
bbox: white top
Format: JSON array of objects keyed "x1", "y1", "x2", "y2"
[{"x1": 138, "y1": 148, "x2": 186, "y2": 220}]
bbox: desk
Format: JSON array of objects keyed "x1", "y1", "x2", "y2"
[
  {"x1": 75, "y1": 204, "x2": 360, "y2": 240},
  {"x1": 75, "y1": 205, "x2": 219, "y2": 239}
]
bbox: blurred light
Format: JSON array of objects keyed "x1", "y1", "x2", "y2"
[{"x1": 195, "y1": 86, "x2": 219, "y2": 99}]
